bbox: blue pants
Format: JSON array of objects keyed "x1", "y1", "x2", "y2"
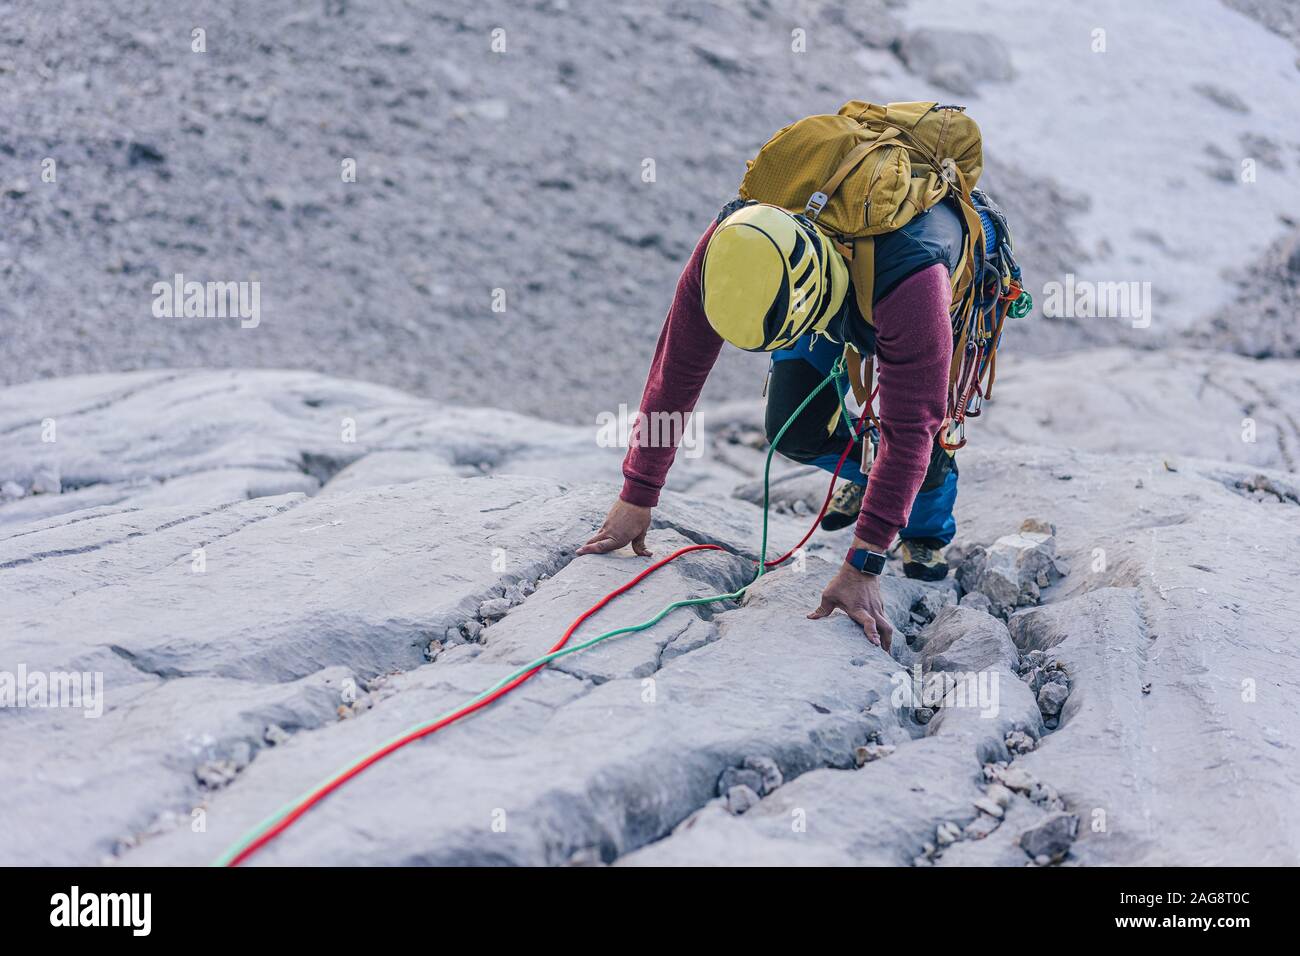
[{"x1": 767, "y1": 334, "x2": 958, "y2": 544}]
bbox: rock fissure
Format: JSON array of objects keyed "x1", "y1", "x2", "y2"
[
  {"x1": 6, "y1": 368, "x2": 1299, "y2": 866},
  {"x1": 0, "y1": 373, "x2": 185, "y2": 438}
]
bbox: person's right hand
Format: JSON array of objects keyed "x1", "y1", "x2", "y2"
[
  {"x1": 576, "y1": 499, "x2": 653, "y2": 557},
  {"x1": 807, "y1": 561, "x2": 894, "y2": 653}
]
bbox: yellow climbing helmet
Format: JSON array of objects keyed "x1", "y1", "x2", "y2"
[{"x1": 701, "y1": 203, "x2": 849, "y2": 351}]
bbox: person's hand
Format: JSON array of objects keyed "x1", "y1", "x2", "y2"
[
  {"x1": 807, "y1": 562, "x2": 894, "y2": 652},
  {"x1": 576, "y1": 499, "x2": 653, "y2": 557}
]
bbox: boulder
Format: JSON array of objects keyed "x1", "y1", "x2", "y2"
[
  {"x1": 718, "y1": 767, "x2": 766, "y2": 798},
  {"x1": 956, "y1": 530, "x2": 1065, "y2": 618},
  {"x1": 916, "y1": 606, "x2": 1020, "y2": 673},
  {"x1": 1037, "y1": 682, "x2": 1070, "y2": 718},
  {"x1": 894, "y1": 28, "x2": 1015, "y2": 95},
  {"x1": 1018, "y1": 812, "x2": 1079, "y2": 862},
  {"x1": 725, "y1": 786, "x2": 760, "y2": 815},
  {"x1": 742, "y1": 756, "x2": 784, "y2": 795}
]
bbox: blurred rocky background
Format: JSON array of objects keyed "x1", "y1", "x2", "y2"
[{"x1": 3, "y1": 0, "x2": 1298, "y2": 421}]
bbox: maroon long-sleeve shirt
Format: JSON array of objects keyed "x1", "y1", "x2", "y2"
[{"x1": 620, "y1": 221, "x2": 951, "y2": 548}]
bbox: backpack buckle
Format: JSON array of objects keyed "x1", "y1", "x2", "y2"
[{"x1": 804, "y1": 192, "x2": 828, "y2": 220}]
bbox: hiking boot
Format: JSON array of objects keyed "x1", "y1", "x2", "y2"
[
  {"x1": 820, "y1": 481, "x2": 864, "y2": 532},
  {"x1": 899, "y1": 538, "x2": 949, "y2": 581}
]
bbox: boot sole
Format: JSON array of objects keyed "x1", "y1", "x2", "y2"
[
  {"x1": 819, "y1": 512, "x2": 858, "y2": 532},
  {"x1": 903, "y1": 561, "x2": 949, "y2": 582}
]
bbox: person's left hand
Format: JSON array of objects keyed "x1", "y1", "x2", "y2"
[{"x1": 807, "y1": 562, "x2": 894, "y2": 653}]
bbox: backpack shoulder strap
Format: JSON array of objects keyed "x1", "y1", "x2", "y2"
[{"x1": 847, "y1": 235, "x2": 876, "y2": 329}]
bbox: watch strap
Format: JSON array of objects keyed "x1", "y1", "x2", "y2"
[{"x1": 846, "y1": 546, "x2": 887, "y2": 575}]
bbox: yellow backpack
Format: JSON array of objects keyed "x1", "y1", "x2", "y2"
[{"x1": 739, "y1": 101, "x2": 1011, "y2": 449}]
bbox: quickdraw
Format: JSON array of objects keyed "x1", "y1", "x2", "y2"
[{"x1": 939, "y1": 189, "x2": 1030, "y2": 451}]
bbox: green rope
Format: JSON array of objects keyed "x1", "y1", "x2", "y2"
[
  {"x1": 213, "y1": 361, "x2": 850, "y2": 866},
  {"x1": 759, "y1": 355, "x2": 847, "y2": 572}
]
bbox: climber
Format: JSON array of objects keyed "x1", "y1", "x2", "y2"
[{"x1": 577, "y1": 197, "x2": 965, "y2": 650}]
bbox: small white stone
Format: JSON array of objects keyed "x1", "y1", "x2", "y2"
[
  {"x1": 936, "y1": 821, "x2": 962, "y2": 845},
  {"x1": 854, "y1": 743, "x2": 896, "y2": 766},
  {"x1": 986, "y1": 783, "x2": 1014, "y2": 808}
]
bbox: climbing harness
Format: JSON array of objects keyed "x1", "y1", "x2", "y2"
[{"x1": 215, "y1": 359, "x2": 869, "y2": 867}]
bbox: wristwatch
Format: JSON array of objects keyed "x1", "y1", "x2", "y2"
[{"x1": 846, "y1": 546, "x2": 887, "y2": 576}]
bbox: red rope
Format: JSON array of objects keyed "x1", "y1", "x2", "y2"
[
  {"x1": 226, "y1": 401, "x2": 874, "y2": 866},
  {"x1": 764, "y1": 401, "x2": 871, "y2": 567},
  {"x1": 226, "y1": 542, "x2": 725, "y2": 866}
]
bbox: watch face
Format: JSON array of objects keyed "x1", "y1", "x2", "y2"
[{"x1": 850, "y1": 548, "x2": 885, "y2": 575}]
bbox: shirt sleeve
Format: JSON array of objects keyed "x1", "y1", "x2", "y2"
[
  {"x1": 619, "y1": 221, "x2": 725, "y2": 507},
  {"x1": 854, "y1": 263, "x2": 952, "y2": 546}
]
